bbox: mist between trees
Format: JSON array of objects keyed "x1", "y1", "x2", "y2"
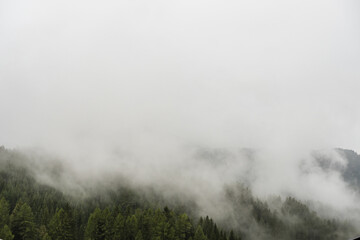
[{"x1": 0, "y1": 146, "x2": 359, "y2": 240}]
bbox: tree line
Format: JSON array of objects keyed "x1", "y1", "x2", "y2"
[
  {"x1": 0, "y1": 147, "x2": 240, "y2": 240},
  {"x1": 0, "y1": 146, "x2": 357, "y2": 239},
  {"x1": 0, "y1": 197, "x2": 240, "y2": 240}
]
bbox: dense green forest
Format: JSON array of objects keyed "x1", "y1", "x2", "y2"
[
  {"x1": 0, "y1": 146, "x2": 239, "y2": 240},
  {"x1": 0, "y1": 146, "x2": 357, "y2": 239}
]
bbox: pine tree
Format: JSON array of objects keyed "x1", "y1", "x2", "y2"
[
  {"x1": 0, "y1": 197, "x2": 10, "y2": 227},
  {"x1": 0, "y1": 224, "x2": 14, "y2": 240},
  {"x1": 175, "y1": 214, "x2": 192, "y2": 240},
  {"x1": 85, "y1": 208, "x2": 101, "y2": 240},
  {"x1": 194, "y1": 226, "x2": 207, "y2": 240},
  {"x1": 85, "y1": 208, "x2": 113, "y2": 240},
  {"x1": 48, "y1": 208, "x2": 74, "y2": 240},
  {"x1": 139, "y1": 209, "x2": 154, "y2": 240},
  {"x1": 125, "y1": 215, "x2": 138, "y2": 240},
  {"x1": 135, "y1": 230, "x2": 144, "y2": 240},
  {"x1": 39, "y1": 205, "x2": 50, "y2": 226},
  {"x1": 212, "y1": 224, "x2": 220, "y2": 240},
  {"x1": 38, "y1": 225, "x2": 51, "y2": 240},
  {"x1": 10, "y1": 202, "x2": 36, "y2": 240},
  {"x1": 113, "y1": 212, "x2": 125, "y2": 240}
]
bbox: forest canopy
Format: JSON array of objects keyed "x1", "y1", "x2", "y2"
[{"x1": 0, "y1": 147, "x2": 357, "y2": 240}]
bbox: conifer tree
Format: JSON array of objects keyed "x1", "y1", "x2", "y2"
[
  {"x1": 125, "y1": 215, "x2": 138, "y2": 240},
  {"x1": 194, "y1": 225, "x2": 207, "y2": 240},
  {"x1": 38, "y1": 225, "x2": 52, "y2": 240},
  {"x1": 135, "y1": 230, "x2": 144, "y2": 240},
  {"x1": 10, "y1": 202, "x2": 36, "y2": 240},
  {"x1": 175, "y1": 214, "x2": 192, "y2": 240},
  {"x1": 48, "y1": 208, "x2": 74, "y2": 240},
  {"x1": 85, "y1": 208, "x2": 113, "y2": 240},
  {"x1": 85, "y1": 208, "x2": 101, "y2": 240},
  {"x1": 0, "y1": 224, "x2": 14, "y2": 240},
  {"x1": 113, "y1": 212, "x2": 125, "y2": 240},
  {"x1": 0, "y1": 197, "x2": 10, "y2": 227}
]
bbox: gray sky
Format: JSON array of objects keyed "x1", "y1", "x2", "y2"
[
  {"x1": 1, "y1": 0, "x2": 360, "y2": 220},
  {"x1": 0, "y1": 0, "x2": 359, "y2": 154}
]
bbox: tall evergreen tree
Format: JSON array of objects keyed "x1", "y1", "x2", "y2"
[
  {"x1": 38, "y1": 225, "x2": 51, "y2": 240},
  {"x1": 0, "y1": 224, "x2": 14, "y2": 240},
  {"x1": 125, "y1": 215, "x2": 138, "y2": 240},
  {"x1": 175, "y1": 214, "x2": 192, "y2": 240},
  {"x1": 48, "y1": 208, "x2": 74, "y2": 240},
  {"x1": 135, "y1": 230, "x2": 143, "y2": 240},
  {"x1": 85, "y1": 208, "x2": 101, "y2": 240},
  {"x1": 113, "y1": 212, "x2": 125, "y2": 240},
  {"x1": 10, "y1": 202, "x2": 36, "y2": 240},
  {"x1": 194, "y1": 226, "x2": 207, "y2": 240},
  {"x1": 85, "y1": 208, "x2": 113, "y2": 240},
  {"x1": 0, "y1": 197, "x2": 10, "y2": 227}
]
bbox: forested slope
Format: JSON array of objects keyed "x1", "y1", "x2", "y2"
[
  {"x1": 0, "y1": 147, "x2": 239, "y2": 240},
  {"x1": 0, "y1": 147, "x2": 357, "y2": 240}
]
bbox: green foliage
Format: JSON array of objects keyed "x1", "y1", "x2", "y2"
[
  {"x1": 125, "y1": 215, "x2": 138, "y2": 240},
  {"x1": 0, "y1": 197, "x2": 10, "y2": 227},
  {"x1": 226, "y1": 184, "x2": 353, "y2": 240},
  {"x1": 281, "y1": 197, "x2": 339, "y2": 240},
  {"x1": 175, "y1": 214, "x2": 192, "y2": 240},
  {"x1": 0, "y1": 224, "x2": 14, "y2": 240},
  {"x1": 0, "y1": 147, "x2": 356, "y2": 240},
  {"x1": 194, "y1": 226, "x2": 207, "y2": 240},
  {"x1": 113, "y1": 212, "x2": 125, "y2": 239},
  {"x1": 49, "y1": 208, "x2": 74, "y2": 240},
  {"x1": 252, "y1": 199, "x2": 284, "y2": 236},
  {"x1": 85, "y1": 207, "x2": 113, "y2": 240},
  {"x1": 38, "y1": 225, "x2": 51, "y2": 240},
  {"x1": 10, "y1": 201, "x2": 36, "y2": 240},
  {"x1": 135, "y1": 230, "x2": 143, "y2": 240}
]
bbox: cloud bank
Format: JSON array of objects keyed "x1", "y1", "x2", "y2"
[{"x1": 1, "y1": 0, "x2": 360, "y2": 221}]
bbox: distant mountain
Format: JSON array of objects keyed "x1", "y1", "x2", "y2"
[
  {"x1": 315, "y1": 148, "x2": 360, "y2": 191},
  {"x1": 336, "y1": 149, "x2": 360, "y2": 189}
]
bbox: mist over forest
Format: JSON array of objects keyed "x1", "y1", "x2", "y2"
[{"x1": 0, "y1": 0, "x2": 360, "y2": 239}]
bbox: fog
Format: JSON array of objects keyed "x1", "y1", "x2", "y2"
[{"x1": 1, "y1": 0, "x2": 360, "y2": 222}]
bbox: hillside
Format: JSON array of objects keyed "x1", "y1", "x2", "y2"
[{"x1": 0, "y1": 147, "x2": 357, "y2": 240}]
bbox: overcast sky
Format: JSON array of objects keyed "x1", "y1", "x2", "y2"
[{"x1": 0, "y1": 0, "x2": 360, "y2": 157}]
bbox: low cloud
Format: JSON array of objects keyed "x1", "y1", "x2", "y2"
[{"x1": 0, "y1": 0, "x2": 360, "y2": 227}]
